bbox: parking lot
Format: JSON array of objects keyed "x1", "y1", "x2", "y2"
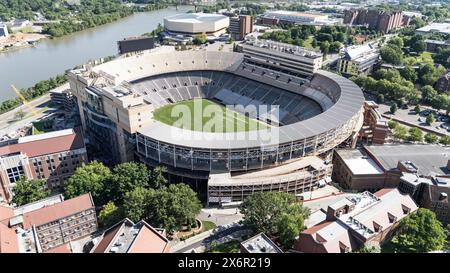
[{"x1": 378, "y1": 103, "x2": 450, "y2": 136}]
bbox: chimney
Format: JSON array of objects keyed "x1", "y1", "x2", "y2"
[{"x1": 447, "y1": 159, "x2": 450, "y2": 169}]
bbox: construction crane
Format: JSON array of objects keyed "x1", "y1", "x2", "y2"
[{"x1": 11, "y1": 84, "x2": 39, "y2": 117}]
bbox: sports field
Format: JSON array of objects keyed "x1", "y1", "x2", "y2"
[{"x1": 152, "y1": 99, "x2": 269, "y2": 133}]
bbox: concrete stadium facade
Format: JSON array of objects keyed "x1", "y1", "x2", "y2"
[{"x1": 68, "y1": 48, "x2": 364, "y2": 203}]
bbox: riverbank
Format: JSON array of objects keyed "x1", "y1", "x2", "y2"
[
  {"x1": 0, "y1": 6, "x2": 190, "y2": 102},
  {"x1": 0, "y1": 32, "x2": 48, "y2": 53}
]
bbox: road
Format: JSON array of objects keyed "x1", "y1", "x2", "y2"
[
  {"x1": 173, "y1": 222, "x2": 247, "y2": 253},
  {"x1": 0, "y1": 83, "x2": 69, "y2": 138}
]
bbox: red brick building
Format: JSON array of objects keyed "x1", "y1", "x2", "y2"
[{"x1": 0, "y1": 129, "x2": 88, "y2": 203}]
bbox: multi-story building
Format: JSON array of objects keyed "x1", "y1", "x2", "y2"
[
  {"x1": 229, "y1": 15, "x2": 253, "y2": 41},
  {"x1": 333, "y1": 144, "x2": 450, "y2": 192},
  {"x1": 435, "y1": 71, "x2": 450, "y2": 93},
  {"x1": 358, "y1": 101, "x2": 389, "y2": 144},
  {"x1": 261, "y1": 10, "x2": 341, "y2": 26},
  {"x1": 415, "y1": 23, "x2": 450, "y2": 36},
  {"x1": 90, "y1": 218, "x2": 170, "y2": 253},
  {"x1": 425, "y1": 39, "x2": 450, "y2": 53},
  {"x1": 50, "y1": 88, "x2": 76, "y2": 114},
  {"x1": 294, "y1": 188, "x2": 418, "y2": 253},
  {"x1": 338, "y1": 43, "x2": 380, "y2": 76},
  {"x1": 236, "y1": 37, "x2": 323, "y2": 79},
  {"x1": 399, "y1": 173, "x2": 450, "y2": 224},
  {"x1": 0, "y1": 22, "x2": 8, "y2": 39},
  {"x1": 0, "y1": 129, "x2": 88, "y2": 203},
  {"x1": 344, "y1": 9, "x2": 407, "y2": 33},
  {"x1": 0, "y1": 193, "x2": 97, "y2": 253}
]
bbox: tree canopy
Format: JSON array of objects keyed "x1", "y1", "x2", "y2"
[
  {"x1": 11, "y1": 178, "x2": 50, "y2": 206},
  {"x1": 241, "y1": 192, "x2": 310, "y2": 249},
  {"x1": 390, "y1": 208, "x2": 447, "y2": 253},
  {"x1": 64, "y1": 161, "x2": 111, "y2": 205}
]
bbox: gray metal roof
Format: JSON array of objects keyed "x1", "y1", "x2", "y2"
[
  {"x1": 137, "y1": 66, "x2": 364, "y2": 150},
  {"x1": 364, "y1": 144, "x2": 450, "y2": 176}
]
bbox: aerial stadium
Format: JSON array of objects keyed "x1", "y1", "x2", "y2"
[{"x1": 68, "y1": 39, "x2": 365, "y2": 204}]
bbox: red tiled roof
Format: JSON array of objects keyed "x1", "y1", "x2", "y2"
[
  {"x1": 43, "y1": 243, "x2": 71, "y2": 253},
  {"x1": 92, "y1": 220, "x2": 128, "y2": 253},
  {"x1": 0, "y1": 206, "x2": 14, "y2": 221},
  {"x1": 22, "y1": 193, "x2": 95, "y2": 229},
  {"x1": 374, "y1": 188, "x2": 395, "y2": 198},
  {"x1": 0, "y1": 223, "x2": 18, "y2": 253},
  {"x1": 302, "y1": 221, "x2": 333, "y2": 235},
  {"x1": 0, "y1": 129, "x2": 85, "y2": 158},
  {"x1": 128, "y1": 221, "x2": 170, "y2": 253}
]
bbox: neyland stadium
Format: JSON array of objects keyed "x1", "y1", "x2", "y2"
[{"x1": 68, "y1": 39, "x2": 364, "y2": 204}]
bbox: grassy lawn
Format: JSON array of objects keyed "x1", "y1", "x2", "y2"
[
  {"x1": 201, "y1": 221, "x2": 217, "y2": 232},
  {"x1": 206, "y1": 240, "x2": 241, "y2": 253},
  {"x1": 32, "y1": 120, "x2": 52, "y2": 135},
  {"x1": 152, "y1": 99, "x2": 269, "y2": 132}
]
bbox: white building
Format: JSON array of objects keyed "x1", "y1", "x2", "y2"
[
  {"x1": 338, "y1": 43, "x2": 380, "y2": 76},
  {"x1": 0, "y1": 22, "x2": 8, "y2": 39},
  {"x1": 416, "y1": 23, "x2": 450, "y2": 35},
  {"x1": 261, "y1": 10, "x2": 342, "y2": 26},
  {"x1": 163, "y1": 13, "x2": 229, "y2": 37}
]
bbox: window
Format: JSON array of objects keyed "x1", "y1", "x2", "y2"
[{"x1": 6, "y1": 166, "x2": 24, "y2": 183}]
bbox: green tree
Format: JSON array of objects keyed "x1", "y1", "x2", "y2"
[
  {"x1": 408, "y1": 127, "x2": 423, "y2": 142},
  {"x1": 426, "y1": 113, "x2": 435, "y2": 126},
  {"x1": 440, "y1": 135, "x2": 450, "y2": 145},
  {"x1": 149, "y1": 166, "x2": 168, "y2": 189},
  {"x1": 388, "y1": 120, "x2": 399, "y2": 129},
  {"x1": 393, "y1": 125, "x2": 408, "y2": 140},
  {"x1": 109, "y1": 162, "x2": 150, "y2": 203},
  {"x1": 390, "y1": 103, "x2": 398, "y2": 114},
  {"x1": 394, "y1": 208, "x2": 447, "y2": 252},
  {"x1": 98, "y1": 201, "x2": 123, "y2": 228},
  {"x1": 123, "y1": 186, "x2": 153, "y2": 222},
  {"x1": 147, "y1": 184, "x2": 202, "y2": 233},
  {"x1": 241, "y1": 192, "x2": 310, "y2": 236},
  {"x1": 311, "y1": 38, "x2": 317, "y2": 48},
  {"x1": 277, "y1": 205, "x2": 308, "y2": 249},
  {"x1": 64, "y1": 161, "x2": 111, "y2": 205},
  {"x1": 425, "y1": 133, "x2": 439, "y2": 144},
  {"x1": 388, "y1": 36, "x2": 404, "y2": 48},
  {"x1": 413, "y1": 105, "x2": 421, "y2": 114},
  {"x1": 400, "y1": 66, "x2": 418, "y2": 82},
  {"x1": 421, "y1": 85, "x2": 438, "y2": 104},
  {"x1": 11, "y1": 178, "x2": 50, "y2": 206},
  {"x1": 14, "y1": 109, "x2": 26, "y2": 120},
  {"x1": 380, "y1": 45, "x2": 403, "y2": 65},
  {"x1": 320, "y1": 41, "x2": 330, "y2": 57},
  {"x1": 376, "y1": 93, "x2": 385, "y2": 103}
]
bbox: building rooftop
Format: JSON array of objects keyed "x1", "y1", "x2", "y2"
[
  {"x1": 164, "y1": 13, "x2": 228, "y2": 24},
  {"x1": 343, "y1": 43, "x2": 379, "y2": 63},
  {"x1": 298, "y1": 188, "x2": 418, "y2": 252},
  {"x1": 364, "y1": 144, "x2": 450, "y2": 177},
  {"x1": 240, "y1": 233, "x2": 283, "y2": 253},
  {"x1": 20, "y1": 193, "x2": 94, "y2": 229},
  {"x1": 91, "y1": 218, "x2": 169, "y2": 253},
  {"x1": 264, "y1": 10, "x2": 327, "y2": 19},
  {"x1": 0, "y1": 128, "x2": 85, "y2": 158},
  {"x1": 336, "y1": 149, "x2": 384, "y2": 175},
  {"x1": 416, "y1": 23, "x2": 450, "y2": 34},
  {"x1": 243, "y1": 37, "x2": 323, "y2": 58}
]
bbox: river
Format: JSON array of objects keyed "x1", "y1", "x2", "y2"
[{"x1": 0, "y1": 6, "x2": 191, "y2": 102}]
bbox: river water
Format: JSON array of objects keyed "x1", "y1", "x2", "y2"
[{"x1": 0, "y1": 6, "x2": 191, "y2": 102}]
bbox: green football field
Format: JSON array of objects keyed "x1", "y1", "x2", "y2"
[{"x1": 152, "y1": 99, "x2": 269, "y2": 133}]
